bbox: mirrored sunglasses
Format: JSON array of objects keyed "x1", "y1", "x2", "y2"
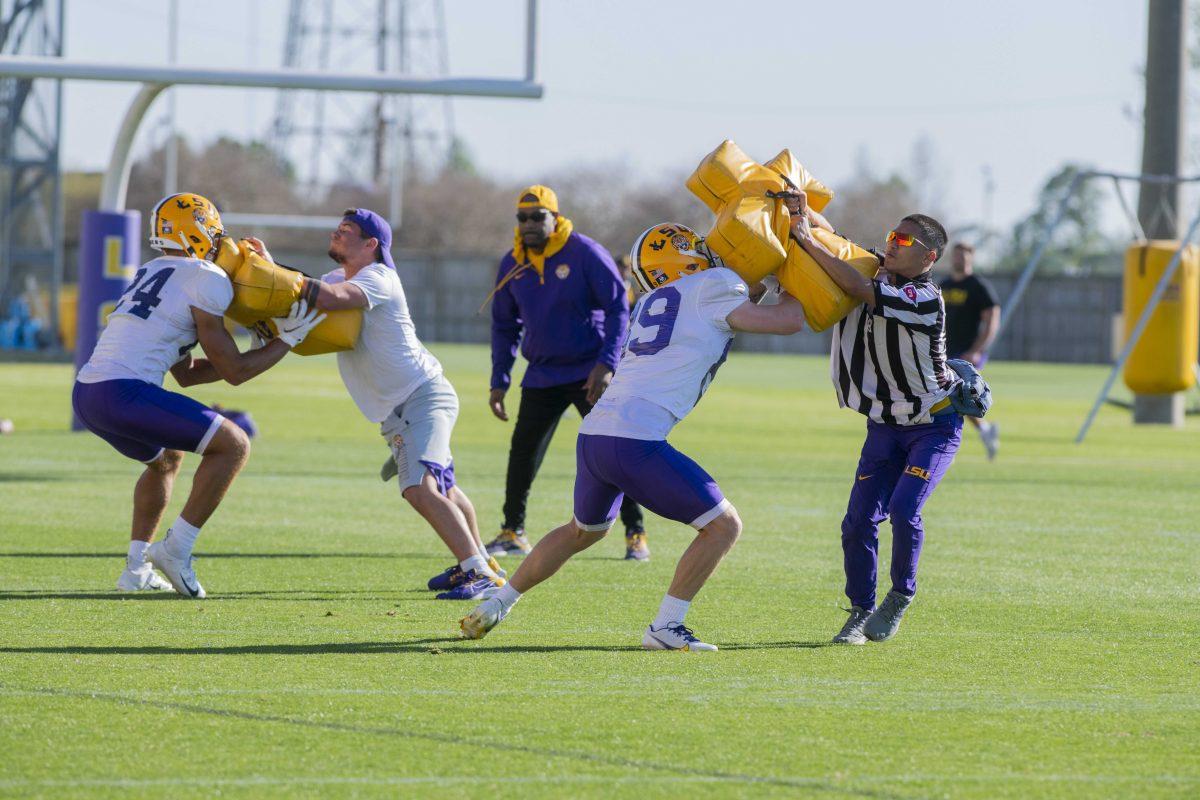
[{"x1": 886, "y1": 230, "x2": 931, "y2": 250}]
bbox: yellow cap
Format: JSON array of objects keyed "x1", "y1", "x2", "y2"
[{"x1": 516, "y1": 184, "x2": 558, "y2": 214}]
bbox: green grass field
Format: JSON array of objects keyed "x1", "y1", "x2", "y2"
[{"x1": 1, "y1": 344, "x2": 1197, "y2": 799}]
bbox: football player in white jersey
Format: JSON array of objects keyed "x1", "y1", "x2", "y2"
[
  {"x1": 246, "y1": 208, "x2": 505, "y2": 600},
  {"x1": 461, "y1": 223, "x2": 806, "y2": 650},
  {"x1": 72, "y1": 193, "x2": 324, "y2": 598}
]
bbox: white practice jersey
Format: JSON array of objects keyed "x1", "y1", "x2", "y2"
[
  {"x1": 324, "y1": 263, "x2": 443, "y2": 423},
  {"x1": 77, "y1": 256, "x2": 233, "y2": 386},
  {"x1": 580, "y1": 267, "x2": 749, "y2": 441}
]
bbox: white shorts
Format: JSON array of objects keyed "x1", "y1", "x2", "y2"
[{"x1": 380, "y1": 375, "x2": 459, "y2": 493}]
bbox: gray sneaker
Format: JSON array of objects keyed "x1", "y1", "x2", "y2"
[
  {"x1": 832, "y1": 606, "x2": 872, "y2": 644},
  {"x1": 863, "y1": 590, "x2": 913, "y2": 642}
]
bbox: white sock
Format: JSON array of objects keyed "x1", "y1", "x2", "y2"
[
  {"x1": 653, "y1": 594, "x2": 691, "y2": 629},
  {"x1": 164, "y1": 516, "x2": 201, "y2": 559},
  {"x1": 460, "y1": 553, "x2": 492, "y2": 578},
  {"x1": 479, "y1": 545, "x2": 494, "y2": 563},
  {"x1": 127, "y1": 540, "x2": 150, "y2": 568},
  {"x1": 493, "y1": 582, "x2": 522, "y2": 612}
]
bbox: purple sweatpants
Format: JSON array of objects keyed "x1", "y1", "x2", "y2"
[
  {"x1": 841, "y1": 413, "x2": 962, "y2": 609},
  {"x1": 72, "y1": 379, "x2": 225, "y2": 463}
]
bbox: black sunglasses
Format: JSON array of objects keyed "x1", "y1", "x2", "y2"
[{"x1": 516, "y1": 210, "x2": 551, "y2": 223}]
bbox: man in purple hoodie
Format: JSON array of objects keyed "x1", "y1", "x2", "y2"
[{"x1": 486, "y1": 185, "x2": 648, "y2": 561}]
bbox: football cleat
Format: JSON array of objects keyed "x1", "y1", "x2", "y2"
[
  {"x1": 435, "y1": 569, "x2": 502, "y2": 601},
  {"x1": 629, "y1": 222, "x2": 718, "y2": 293},
  {"x1": 487, "y1": 556, "x2": 507, "y2": 579},
  {"x1": 833, "y1": 606, "x2": 872, "y2": 645},
  {"x1": 459, "y1": 596, "x2": 507, "y2": 640},
  {"x1": 484, "y1": 528, "x2": 531, "y2": 557},
  {"x1": 863, "y1": 590, "x2": 913, "y2": 642},
  {"x1": 642, "y1": 623, "x2": 718, "y2": 652},
  {"x1": 148, "y1": 192, "x2": 225, "y2": 261},
  {"x1": 146, "y1": 540, "x2": 205, "y2": 599},
  {"x1": 427, "y1": 564, "x2": 466, "y2": 592},
  {"x1": 624, "y1": 531, "x2": 650, "y2": 561},
  {"x1": 116, "y1": 565, "x2": 172, "y2": 592}
]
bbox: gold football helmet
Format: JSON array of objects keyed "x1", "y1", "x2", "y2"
[
  {"x1": 629, "y1": 223, "x2": 718, "y2": 293},
  {"x1": 149, "y1": 192, "x2": 225, "y2": 260}
]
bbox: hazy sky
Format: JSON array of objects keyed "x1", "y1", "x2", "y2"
[{"x1": 60, "y1": 0, "x2": 1163, "y2": 236}]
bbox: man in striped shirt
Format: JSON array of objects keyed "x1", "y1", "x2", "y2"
[{"x1": 790, "y1": 203, "x2": 961, "y2": 645}]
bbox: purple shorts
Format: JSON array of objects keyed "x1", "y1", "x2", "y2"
[
  {"x1": 72, "y1": 379, "x2": 225, "y2": 463},
  {"x1": 573, "y1": 434, "x2": 728, "y2": 531}
]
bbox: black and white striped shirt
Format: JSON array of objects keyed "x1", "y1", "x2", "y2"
[{"x1": 831, "y1": 275, "x2": 955, "y2": 425}]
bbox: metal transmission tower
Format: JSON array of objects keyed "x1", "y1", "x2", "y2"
[
  {"x1": 270, "y1": 0, "x2": 456, "y2": 209},
  {"x1": 0, "y1": 0, "x2": 63, "y2": 338}
]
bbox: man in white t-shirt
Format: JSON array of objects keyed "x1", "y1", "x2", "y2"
[
  {"x1": 460, "y1": 223, "x2": 807, "y2": 650},
  {"x1": 250, "y1": 208, "x2": 503, "y2": 599},
  {"x1": 73, "y1": 193, "x2": 324, "y2": 598}
]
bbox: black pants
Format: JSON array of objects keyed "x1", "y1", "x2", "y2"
[{"x1": 503, "y1": 380, "x2": 644, "y2": 533}]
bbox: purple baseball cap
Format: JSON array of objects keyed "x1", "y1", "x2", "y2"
[{"x1": 342, "y1": 207, "x2": 395, "y2": 270}]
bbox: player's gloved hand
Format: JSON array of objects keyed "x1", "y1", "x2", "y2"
[
  {"x1": 248, "y1": 321, "x2": 273, "y2": 350},
  {"x1": 271, "y1": 300, "x2": 327, "y2": 349}
]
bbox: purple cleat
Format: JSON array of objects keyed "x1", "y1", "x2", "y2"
[
  {"x1": 435, "y1": 569, "x2": 503, "y2": 601},
  {"x1": 427, "y1": 565, "x2": 466, "y2": 591}
]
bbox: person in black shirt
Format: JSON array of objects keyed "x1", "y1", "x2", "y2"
[{"x1": 939, "y1": 243, "x2": 1000, "y2": 459}]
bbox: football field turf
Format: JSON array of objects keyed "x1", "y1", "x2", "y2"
[{"x1": 1, "y1": 344, "x2": 1197, "y2": 799}]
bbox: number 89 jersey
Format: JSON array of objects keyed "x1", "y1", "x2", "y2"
[
  {"x1": 581, "y1": 267, "x2": 749, "y2": 439},
  {"x1": 77, "y1": 256, "x2": 234, "y2": 386}
]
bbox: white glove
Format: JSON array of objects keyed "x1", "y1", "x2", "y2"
[{"x1": 271, "y1": 300, "x2": 327, "y2": 349}]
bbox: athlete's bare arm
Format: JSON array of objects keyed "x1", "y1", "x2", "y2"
[
  {"x1": 241, "y1": 235, "x2": 367, "y2": 312},
  {"x1": 725, "y1": 292, "x2": 806, "y2": 335},
  {"x1": 790, "y1": 221, "x2": 875, "y2": 307},
  {"x1": 169, "y1": 354, "x2": 220, "y2": 387},
  {"x1": 191, "y1": 308, "x2": 292, "y2": 386},
  {"x1": 313, "y1": 280, "x2": 368, "y2": 311}
]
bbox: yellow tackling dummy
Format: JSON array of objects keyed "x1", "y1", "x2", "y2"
[
  {"x1": 687, "y1": 140, "x2": 879, "y2": 332},
  {"x1": 210, "y1": 237, "x2": 362, "y2": 356}
]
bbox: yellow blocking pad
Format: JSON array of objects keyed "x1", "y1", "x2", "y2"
[
  {"x1": 706, "y1": 195, "x2": 789, "y2": 283},
  {"x1": 777, "y1": 229, "x2": 881, "y2": 333},
  {"x1": 211, "y1": 237, "x2": 362, "y2": 356},
  {"x1": 687, "y1": 140, "x2": 779, "y2": 213},
  {"x1": 212, "y1": 238, "x2": 311, "y2": 326},
  {"x1": 688, "y1": 141, "x2": 791, "y2": 282},
  {"x1": 761, "y1": 149, "x2": 833, "y2": 214},
  {"x1": 267, "y1": 308, "x2": 362, "y2": 356},
  {"x1": 1122, "y1": 240, "x2": 1199, "y2": 394},
  {"x1": 687, "y1": 140, "x2": 838, "y2": 285}
]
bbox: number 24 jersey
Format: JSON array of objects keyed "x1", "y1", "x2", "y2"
[
  {"x1": 580, "y1": 267, "x2": 749, "y2": 440},
  {"x1": 77, "y1": 256, "x2": 234, "y2": 386}
]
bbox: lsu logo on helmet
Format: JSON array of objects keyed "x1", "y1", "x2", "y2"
[
  {"x1": 630, "y1": 223, "x2": 718, "y2": 293},
  {"x1": 149, "y1": 192, "x2": 225, "y2": 261}
]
